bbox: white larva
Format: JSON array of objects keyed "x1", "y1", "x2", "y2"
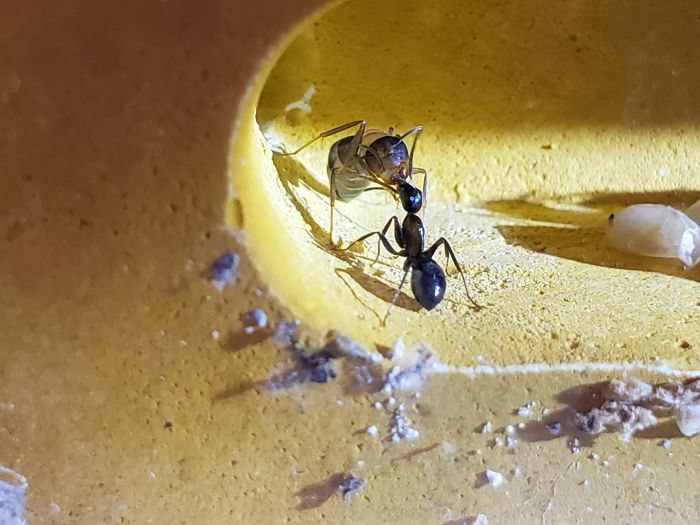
[{"x1": 606, "y1": 204, "x2": 700, "y2": 268}]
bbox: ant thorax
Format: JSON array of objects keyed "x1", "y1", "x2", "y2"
[{"x1": 362, "y1": 133, "x2": 411, "y2": 185}]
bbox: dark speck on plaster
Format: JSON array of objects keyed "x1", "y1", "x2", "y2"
[
  {"x1": 209, "y1": 251, "x2": 239, "y2": 291},
  {"x1": 337, "y1": 474, "x2": 366, "y2": 502}
]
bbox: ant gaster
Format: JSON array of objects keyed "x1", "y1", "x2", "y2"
[
  {"x1": 282, "y1": 121, "x2": 428, "y2": 243},
  {"x1": 344, "y1": 213, "x2": 481, "y2": 323}
]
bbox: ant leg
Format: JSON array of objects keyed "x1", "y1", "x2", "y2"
[
  {"x1": 329, "y1": 168, "x2": 338, "y2": 245},
  {"x1": 369, "y1": 216, "x2": 402, "y2": 264},
  {"x1": 411, "y1": 167, "x2": 429, "y2": 223},
  {"x1": 281, "y1": 120, "x2": 366, "y2": 156},
  {"x1": 397, "y1": 126, "x2": 423, "y2": 177},
  {"x1": 383, "y1": 266, "x2": 410, "y2": 325},
  {"x1": 341, "y1": 229, "x2": 403, "y2": 258},
  {"x1": 424, "y1": 238, "x2": 482, "y2": 310}
]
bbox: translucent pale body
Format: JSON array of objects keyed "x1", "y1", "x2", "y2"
[{"x1": 607, "y1": 204, "x2": 700, "y2": 268}]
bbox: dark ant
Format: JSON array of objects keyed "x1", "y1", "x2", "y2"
[
  {"x1": 343, "y1": 212, "x2": 482, "y2": 323},
  {"x1": 282, "y1": 121, "x2": 428, "y2": 243}
]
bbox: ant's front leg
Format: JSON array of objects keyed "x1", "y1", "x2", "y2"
[
  {"x1": 410, "y1": 167, "x2": 429, "y2": 223},
  {"x1": 424, "y1": 238, "x2": 482, "y2": 310}
]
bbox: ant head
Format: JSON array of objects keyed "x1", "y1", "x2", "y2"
[{"x1": 398, "y1": 180, "x2": 422, "y2": 213}]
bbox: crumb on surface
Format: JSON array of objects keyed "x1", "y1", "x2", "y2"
[
  {"x1": 209, "y1": 252, "x2": 239, "y2": 291},
  {"x1": 479, "y1": 469, "x2": 504, "y2": 488},
  {"x1": 389, "y1": 405, "x2": 420, "y2": 443},
  {"x1": 478, "y1": 421, "x2": 493, "y2": 433},
  {"x1": 337, "y1": 474, "x2": 365, "y2": 502},
  {"x1": 240, "y1": 308, "x2": 268, "y2": 330},
  {"x1": 546, "y1": 422, "x2": 561, "y2": 436}
]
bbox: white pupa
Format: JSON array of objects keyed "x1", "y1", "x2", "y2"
[{"x1": 606, "y1": 204, "x2": 700, "y2": 268}]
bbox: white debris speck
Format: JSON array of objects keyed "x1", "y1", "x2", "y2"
[
  {"x1": 503, "y1": 425, "x2": 516, "y2": 435},
  {"x1": 336, "y1": 399, "x2": 344, "y2": 406},
  {"x1": 602, "y1": 460, "x2": 610, "y2": 467},
  {"x1": 441, "y1": 441, "x2": 457, "y2": 454},
  {"x1": 658, "y1": 166, "x2": 669, "y2": 177},
  {"x1": 580, "y1": 479, "x2": 590, "y2": 488},
  {"x1": 388, "y1": 338, "x2": 405, "y2": 361},
  {"x1": 254, "y1": 288, "x2": 263, "y2": 296},
  {"x1": 386, "y1": 396, "x2": 396, "y2": 407},
  {"x1": 210, "y1": 330, "x2": 221, "y2": 341},
  {"x1": 178, "y1": 340, "x2": 187, "y2": 348},
  {"x1": 243, "y1": 326, "x2": 254, "y2": 335},
  {"x1": 478, "y1": 421, "x2": 493, "y2": 434},
  {"x1": 590, "y1": 453, "x2": 599, "y2": 461},
  {"x1": 209, "y1": 252, "x2": 239, "y2": 291},
  {"x1": 516, "y1": 402, "x2": 536, "y2": 417},
  {"x1": 488, "y1": 437, "x2": 503, "y2": 448},
  {"x1": 546, "y1": 422, "x2": 561, "y2": 436},
  {"x1": 506, "y1": 436, "x2": 518, "y2": 449},
  {"x1": 337, "y1": 474, "x2": 366, "y2": 502},
  {"x1": 483, "y1": 469, "x2": 504, "y2": 488},
  {"x1": 633, "y1": 463, "x2": 644, "y2": 472},
  {"x1": 460, "y1": 515, "x2": 489, "y2": 525},
  {"x1": 374, "y1": 401, "x2": 383, "y2": 410},
  {"x1": 48, "y1": 502, "x2": 60, "y2": 514},
  {"x1": 389, "y1": 405, "x2": 420, "y2": 442},
  {"x1": 148, "y1": 471, "x2": 156, "y2": 480},
  {"x1": 284, "y1": 85, "x2": 317, "y2": 114},
  {"x1": 569, "y1": 438, "x2": 581, "y2": 454},
  {"x1": 512, "y1": 467, "x2": 522, "y2": 478},
  {"x1": 675, "y1": 404, "x2": 700, "y2": 437},
  {"x1": 382, "y1": 350, "x2": 431, "y2": 393},
  {"x1": 541, "y1": 407, "x2": 551, "y2": 416},
  {"x1": 241, "y1": 308, "x2": 268, "y2": 331},
  {"x1": 366, "y1": 425, "x2": 378, "y2": 437},
  {"x1": 659, "y1": 439, "x2": 671, "y2": 449}
]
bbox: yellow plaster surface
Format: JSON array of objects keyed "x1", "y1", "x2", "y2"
[
  {"x1": 237, "y1": 0, "x2": 700, "y2": 367},
  {"x1": 1, "y1": 1, "x2": 700, "y2": 524}
]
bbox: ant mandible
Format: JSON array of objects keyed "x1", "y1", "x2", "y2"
[
  {"x1": 343, "y1": 212, "x2": 482, "y2": 323},
  {"x1": 282, "y1": 121, "x2": 429, "y2": 244}
]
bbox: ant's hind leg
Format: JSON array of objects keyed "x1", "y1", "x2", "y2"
[
  {"x1": 425, "y1": 238, "x2": 482, "y2": 310},
  {"x1": 383, "y1": 266, "x2": 410, "y2": 325},
  {"x1": 282, "y1": 120, "x2": 366, "y2": 157},
  {"x1": 341, "y1": 229, "x2": 403, "y2": 258}
]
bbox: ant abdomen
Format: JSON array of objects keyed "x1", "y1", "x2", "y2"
[
  {"x1": 410, "y1": 258, "x2": 446, "y2": 311},
  {"x1": 328, "y1": 136, "x2": 371, "y2": 201}
]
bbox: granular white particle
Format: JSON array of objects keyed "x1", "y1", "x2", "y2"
[
  {"x1": 366, "y1": 425, "x2": 378, "y2": 437},
  {"x1": 484, "y1": 469, "x2": 504, "y2": 488},
  {"x1": 478, "y1": 421, "x2": 493, "y2": 434},
  {"x1": 211, "y1": 330, "x2": 220, "y2": 341},
  {"x1": 374, "y1": 401, "x2": 383, "y2": 410},
  {"x1": 660, "y1": 439, "x2": 671, "y2": 449}
]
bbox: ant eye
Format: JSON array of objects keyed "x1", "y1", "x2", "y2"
[{"x1": 608, "y1": 213, "x2": 615, "y2": 222}]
